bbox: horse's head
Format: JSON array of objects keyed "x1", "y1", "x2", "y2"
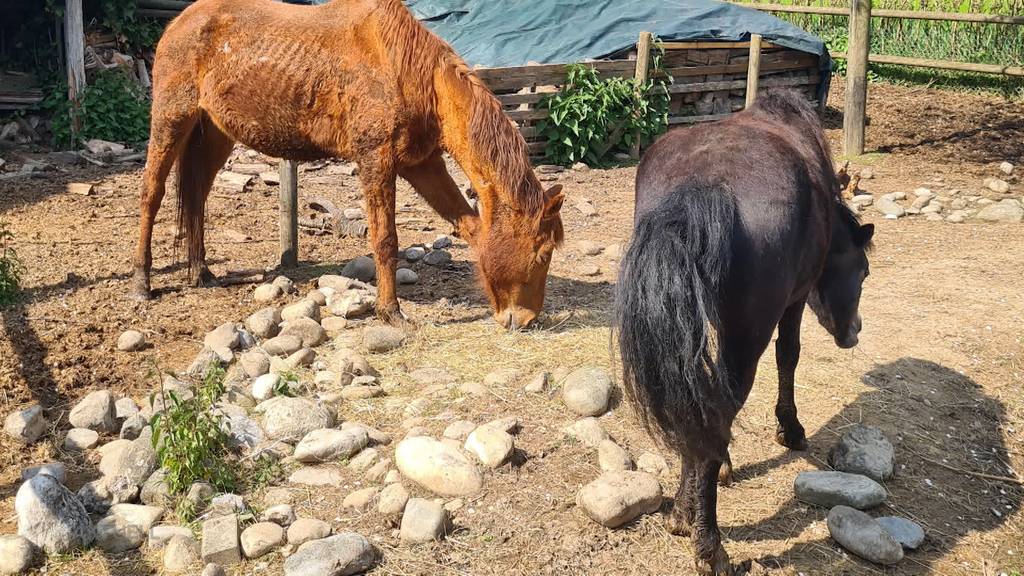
[
  {"x1": 477, "y1": 184, "x2": 564, "y2": 329},
  {"x1": 808, "y1": 208, "x2": 874, "y2": 349}
]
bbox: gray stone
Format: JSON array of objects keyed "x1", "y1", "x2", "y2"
[
  {"x1": 329, "y1": 290, "x2": 376, "y2": 319},
  {"x1": 400, "y1": 498, "x2": 449, "y2": 544},
  {"x1": 117, "y1": 330, "x2": 146, "y2": 352},
  {"x1": 210, "y1": 494, "x2": 246, "y2": 516},
  {"x1": 347, "y1": 447, "x2": 381, "y2": 472},
  {"x1": 874, "y1": 197, "x2": 905, "y2": 218},
  {"x1": 109, "y1": 438, "x2": 159, "y2": 493},
  {"x1": 271, "y1": 275, "x2": 295, "y2": 293},
  {"x1": 576, "y1": 471, "x2": 662, "y2": 528},
  {"x1": 999, "y1": 161, "x2": 1015, "y2": 175},
  {"x1": 294, "y1": 427, "x2": 368, "y2": 462},
  {"x1": 363, "y1": 326, "x2": 406, "y2": 353},
  {"x1": 254, "y1": 284, "x2": 283, "y2": 302},
  {"x1": 115, "y1": 397, "x2": 140, "y2": 420},
  {"x1": 432, "y1": 235, "x2": 453, "y2": 249},
  {"x1": 288, "y1": 466, "x2": 344, "y2": 486},
  {"x1": 342, "y1": 487, "x2": 379, "y2": 511},
  {"x1": 280, "y1": 317, "x2": 327, "y2": 348},
  {"x1": 21, "y1": 462, "x2": 66, "y2": 484},
  {"x1": 524, "y1": 372, "x2": 548, "y2": 393},
  {"x1": 184, "y1": 482, "x2": 214, "y2": 514},
  {"x1": 241, "y1": 522, "x2": 285, "y2": 559},
  {"x1": 201, "y1": 514, "x2": 241, "y2": 566},
  {"x1": 562, "y1": 366, "x2": 614, "y2": 416},
  {"x1": 443, "y1": 420, "x2": 477, "y2": 440},
  {"x1": 120, "y1": 414, "x2": 147, "y2": 440},
  {"x1": 202, "y1": 563, "x2": 226, "y2": 576},
  {"x1": 828, "y1": 424, "x2": 896, "y2": 482},
  {"x1": 287, "y1": 518, "x2": 332, "y2": 547},
  {"x1": 403, "y1": 246, "x2": 426, "y2": 262},
  {"x1": 464, "y1": 426, "x2": 514, "y2": 468},
  {"x1": 877, "y1": 516, "x2": 925, "y2": 550},
  {"x1": 318, "y1": 274, "x2": 353, "y2": 292},
  {"x1": 260, "y1": 397, "x2": 335, "y2": 442},
  {"x1": 377, "y1": 483, "x2": 410, "y2": 516},
  {"x1": 794, "y1": 471, "x2": 886, "y2": 509},
  {"x1": 563, "y1": 417, "x2": 608, "y2": 448},
  {"x1": 394, "y1": 436, "x2": 483, "y2": 497},
  {"x1": 148, "y1": 524, "x2": 192, "y2": 550},
  {"x1": 164, "y1": 534, "x2": 201, "y2": 573},
  {"x1": 64, "y1": 428, "x2": 99, "y2": 451},
  {"x1": 252, "y1": 373, "x2": 280, "y2": 401},
  {"x1": 396, "y1": 268, "x2": 419, "y2": 285},
  {"x1": 484, "y1": 368, "x2": 522, "y2": 387},
  {"x1": 246, "y1": 308, "x2": 282, "y2": 339},
  {"x1": 985, "y1": 177, "x2": 1011, "y2": 194},
  {"x1": 69, "y1": 390, "x2": 117, "y2": 432},
  {"x1": 204, "y1": 322, "x2": 241, "y2": 353},
  {"x1": 262, "y1": 504, "x2": 296, "y2": 526},
  {"x1": 598, "y1": 440, "x2": 634, "y2": 472},
  {"x1": 578, "y1": 240, "x2": 604, "y2": 255},
  {"x1": 283, "y1": 299, "x2": 321, "y2": 323},
  {"x1": 341, "y1": 256, "x2": 376, "y2": 282},
  {"x1": 97, "y1": 504, "x2": 164, "y2": 553},
  {"x1": 976, "y1": 199, "x2": 1023, "y2": 223},
  {"x1": 0, "y1": 535, "x2": 35, "y2": 575},
  {"x1": 15, "y1": 473, "x2": 95, "y2": 554},
  {"x1": 5, "y1": 404, "x2": 47, "y2": 445},
  {"x1": 423, "y1": 250, "x2": 452, "y2": 267},
  {"x1": 827, "y1": 506, "x2": 904, "y2": 565},
  {"x1": 283, "y1": 533, "x2": 378, "y2": 576}
]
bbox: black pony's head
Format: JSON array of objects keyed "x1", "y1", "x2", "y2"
[{"x1": 808, "y1": 202, "x2": 874, "y2": 348}]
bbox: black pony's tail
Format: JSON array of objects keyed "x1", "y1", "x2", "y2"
[{"x1": 615, "y1": 183, "x2": 738, "y2": 461}]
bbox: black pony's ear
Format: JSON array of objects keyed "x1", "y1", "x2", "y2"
[{"x1": 856, "y1": 223, "x2": 875, "y2": 247}]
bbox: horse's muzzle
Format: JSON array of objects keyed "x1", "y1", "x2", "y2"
[
  {"x1": 836, "y1": 315, "x2": 862, "y2": 349},
  {"x1": 495, "y1": 307, "x2": 538, "y2": 330}
]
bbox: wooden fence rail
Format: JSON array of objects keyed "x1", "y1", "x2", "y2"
[{"x1": 731, "y1": 3, "x2": 1024, "y2": 25}]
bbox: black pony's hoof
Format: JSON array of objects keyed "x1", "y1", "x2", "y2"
[
  {"x1": 775, "y1": 424, "x2": 809, "y2": 451},
  {"x1": 666, "y1": 510, "x2": 692, "y2": 537},
  {"x1": 718, "y1": 460, "x2": 734, "y2": 486},
  {"x1": 695, "y1": 546, "x2": 732, "y2": 576}
]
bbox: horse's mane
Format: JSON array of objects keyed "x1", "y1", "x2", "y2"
[{"x1": 375, "y1": 0, "x2": 542, "y2": 214}]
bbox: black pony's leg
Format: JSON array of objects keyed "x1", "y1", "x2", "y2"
[
  {"x1": 775, "y1": 299, "x2": 809, "y2": 450},
  {"x1": 692, "y1": 458, "x2": 730, "y2": 575},
  {"x1": 667, "y1": 457, "x2": 697, "y2": 536}
]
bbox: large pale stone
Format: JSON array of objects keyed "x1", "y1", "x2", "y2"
[
  {"x1": 827, "y1": 506, "x2": 904, "y2": 565},
  {"x1": 15, "y1": 473, "x2": 95, "y2": 554},
  {"x1": 201, "y1": 514, "x2": 241, "y2": 566},
  {"x1": 794, "y1": 471, "x2": 886, "y2": 510},
  {"x1": 394, "y1": 436, "x2": 483, "y2": 497},
  {"x1": 241, "y1": 522, "x2": 285, "y2": 559},
  {"x1": 576, "y1": 471, "x2": 662, "y2": 528},
  {"x1": 561, "y1": 367, "x2": 614, "y2": 416},
  {"x1": 283, "y1": 533, "x2": 378, "y2": 576},
  {"x1": 294, "y1": 428, "x2": 368, "y2": 462}
]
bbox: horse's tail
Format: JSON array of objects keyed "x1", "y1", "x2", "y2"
[
  {"x1": 615, "y1": 183, "x2": 738, "y2": 461},
  {"x1": 175, "y1": 114, "x2": 207, "y2": 277}
]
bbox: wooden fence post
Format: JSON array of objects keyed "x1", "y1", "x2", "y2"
[
  {"x1": 64, "y1": 0, "x2": 86, "y2": 138},
  {"x1": 745, "y1": 34, "x2": 763, "y2": 108},
  {"x1": 844, "y1": 0, "x2": 871, "y2": 157},
  {"x1": 279, "y1": 160, "x2": 299, "y2": 268},
  {"x1": 632, "y1": 31, "x2": 653, "y2": 159}
]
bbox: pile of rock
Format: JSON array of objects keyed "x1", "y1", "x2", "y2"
[{"x1": 794, "y1": 424, "x2": 924, "y2": 565}]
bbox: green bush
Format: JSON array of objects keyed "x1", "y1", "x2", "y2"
[
  {"x1": 47, "y1": 69, "x2": 150, "y2": 149},
  {"x1": 0, "y1": 222, "x2": 23, "y2": 307},
  {"x1": 149, "y1": 364, "x2": 237, "y2": 495},
  {"x1": 537, "y1": 61, "x2": 670, "y2": 167}
]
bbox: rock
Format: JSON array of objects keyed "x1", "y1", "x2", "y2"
[
  {"x1": 95, "y1": 515, "x2": 149, "y2": 553},
  {"x1": 985, "y1": 177, "x2": 1011, "y2": 194},
  {"x1": 239, "y1": 350, "x2": 270, "y2": 379},
  {"x1": 876, "y1": 516, "x2": 925, "y2": 550},
  {"x1": 850, "y1": 194, "x2": 874, "y2": 207},
  {"x1": 384, "y1": 470, "x2": 401, "y2": 484},
  {"x1": 0, "y1": 535, "x2": 35, "y2": 575},
  {"x1": 280, "y1": 317, "x2": 327, "y2": 348},
  {"x1": 252, "y1": 373, "x2": 281, "y2": 401},
  {"x1": 432, "y1": 235, "x2": 453, "y2": 249},
  {"x1": 261, "y1": 397, "x2": 335, "y2": 441},
  {"x1": 137, "y1": 469, "x2": 171, "y2": 507},
  {"x1": 263, "y1": 334, "x2": 304, "y2": 356},
  {"x1": 348, "y1": 448, "x2": 381, "y2": 472},
  {"x1": 254, "y1": 284, "x2": 283, "y2": 302},
  {"x1": 115, "y1": 397, "x2": 139, "y2": 420},
  {"x1": 321, "y1": 317, "x2": 349, "y2": 335},
  {"x1": 377, "y1": 483, "x2": 410, "y2": 516},
  {"x1": 561, "y1": 366, "x2": 614, "y2": 417},
  {"x1": 5, "y1": 404, "x2": 47, "y2": 445},
  {"x1": 563, "y1": 417, "x2": 608, "y2": 448},
  {"x1": 272, "y1": 275, "x2": 295, "y2": 293},
  {"x1": 826, "y1": 506, "x2": 904, "y2": 565},
  {"x1": 874, "y1": 197, "x2": 905, "y2": 218},
  {"x1": 294, "y1": 428, "x2": 368, "y2": 462},
  {"x1": 365, "y1": 458, "x2": 392, "y2": 482},
  {"x1": 396, "y1": 268, "x2": 418, "y2": 285},
  {"x1": 828, "y1": 424, "x2": 896, "y2": 482},
  {"x1": 598, "y1": 440, "x2": 634, "y2": 471},
  {"x1": 241, "y1": 522, "x2": 285, "y2": 559},
  {"x1": 483, "y1": 368, "x2": 521, "y2": 387},
  {"x1": 576, "y1": 199, "x2": 598, "y2": 217},
  {"x1": 636, "y1": 452, "x2": 668, "y2": 476},
  {"x1": 209, "y1": 494, "x2": 246, "y2": 517},
  {"x1": 283, "y1": 299, "x2": 321, "y2": 323},
  {"x1": 108, "y1": 437, "x2": 158, "y2": 494},
  {"x1": 15, "y1": 473, "x2": 95, "y2": 554},
  {"x1": 107, "y1": 503, "x2": 164, "y2": 531},
  {"x1": 184, "y1": 482, "x2": 214, "y2": 513},
  {"x1": 318, "y1": 274, "x2": 353, "y2": 293},
  {"x1": 283, "y1": 533, "x2": 378, "y2": 576},
  {"x1": 794, "y1": 471, "x2": 886, "y2": 509},
  {"x1": 21, "y1": 463, "x2": 66, "y2": 484},
  {"x1": 976, "y1": 199, "x2": 1023, "y2": 223},
  {"x1": 69, "y1": 390, "x2": 117, "y2": 432},
  {"x1": 117, "y1": 330, "x2": 146, "y2": 351},
  {"x1": 341, "y1": 256, "x2": 376, "y2": 282},
  {"x1": 400, "y1": 498, "x2": 450, "y2": 544},
  {"x1": 343, "y1": 422, "x2": 391, "y2": 446},
  {"x1": 342, "y1": 487, "x2": 379, "y2": 511},
  {"x1": 524, "y1": 372, "x2": 548, "y2": 393},
  {"x1": 343, "y1": 207, "x2": 365, "y2": 219},
  {"x1": 363, "y1": 326, "x2": 406, "y2": 353},
  {"x1": 64, "y1": 428, "x2": 99, "y2": 451},
  {"x1": 120, "y1": 413, "x2": 147, "y2": 440},
  {"x1": 329, "y1": 290, "x2": 375, "y2": 318},
  {"x1": 394, "y1": 436, "x2": 483, "y2": 497},
  {"x1": 201, "y1": 514, "x2": 241, "y2": 566},
  {"x1": 443, "y1": 420, "x2": 477, "y2": 440},
  {"x1": 999, "y1": 161, "x2": 1014, "y2": 175},
  {"x1": 148, "y1": 525, "x2": 192, "y2": 550},
  {"x1": 246, "y1": 308, "x2": 282, "y2": 339},
  {"x1": 339, "y1": 385, "x2": 383, "y2": 400},
  {"x1": 404, "y1": 246, "x2": 426, "y2": 262},
  {"x1": 423, "y1": 250, "x2": 452, "y2": 267},
  {"x1": 464, "y1": 427, "x2": 514, "y2": 468},
  {"x1": 576, "y1": 471, "x2": 662, "y2": 528},
  {"x1": 288, "y1": 466, "x2": 344, "y2": 486},
  {"x1": 578, "y1": 240, "x2": 604, "y2": 256},
  {"x1": 287, "y1": 518, "x2": 332, "y2": 546},
  {"x1": 204, "y1": 322, "x2": 241, "y2": 353},
  {"x1": 164, "y1": 534, "x2": 201, "y2": 573},
  {"x1": 201, "y1": 563, "x2": 226, "y2": 576},
  {"x1": 578, "y1": 263, "x2": 601, "y2": 276},
  {"x1": 263, "y1": 504, "x2": 296, "y2": 526}
]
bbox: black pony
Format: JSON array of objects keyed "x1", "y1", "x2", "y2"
[{"x1": 615, "y1": 91, "x2": 874, "y2": 574}]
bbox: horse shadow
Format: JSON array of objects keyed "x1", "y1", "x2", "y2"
[{"x1": 725, "y1": 357, "x2": 1022, "y2": 574}]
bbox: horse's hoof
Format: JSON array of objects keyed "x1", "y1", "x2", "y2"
[
  {"x1": 191, "y1": 267, "x2": 217, "y2": 288},
  {"x1": 666, "y1": 510, "x2": 692, "y2": 536},
  {"x1": 695, "y1": 546, "x2": 732, "y2": 576},
  {"x1": 718, "y1": 461, "x2": 734, "y2": 486},
  {"x1": 378, "y1": 308, "x2": 414, "y2": 329},
  {"x1": 129, "y1": 288, "x2": 152, "y2": 302},
  {"x1": 775, "y1": 424, "x2": 808, "y2": 451}
]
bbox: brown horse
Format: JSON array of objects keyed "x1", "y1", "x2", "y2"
[{"x1": 133, "y1": 0, "x2": 564, "y2": 328}]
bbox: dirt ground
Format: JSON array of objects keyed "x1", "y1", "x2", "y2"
[{"x1": 1, "y1": 79, "x2": 1022, "y2": 576}]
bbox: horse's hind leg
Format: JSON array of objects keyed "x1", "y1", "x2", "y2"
[
  {"x1": 775, "y1": 299, "x2": 809, "y2": 450},
  {"x1": 359, "y1": 151, "x2": 403, "y2": 326},
  {"x1": 692, "y1": 458, "x2": 731, "y2": 576},
  {"x1": 667, "y1": 458, "x2": 697, "y2": 536}
]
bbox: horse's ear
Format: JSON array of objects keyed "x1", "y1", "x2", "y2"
[
  {"x1": 856, "y1": 223, "x2": 875, "y2": 247},
  {"x1": 543, "y1": 185, "x2": 564, "y2": 217}
]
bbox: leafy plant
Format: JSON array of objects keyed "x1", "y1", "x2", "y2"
[
  {"x1": 48, "y1": 69, "x2": 150, "y2": 149},
  {"x1": 96, "y1": 0, "x2": 164, "y2": 51},
  {"x1": 149, "y1": 363, "x2": 237, "y2": 495},
  {"x1": 537, "y1": 50, "x2": 670, "y2": 166},
  {"x1": 0, "y1": 222, "x2": 24, "y2": 307}
]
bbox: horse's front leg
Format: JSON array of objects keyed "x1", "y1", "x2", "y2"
[
  {"x1": 692, "y1": 458, "x2": 731, "y2": 576},
  {"x1": 775, "y1": 300, "x2": 808, "y2": 450},
  {"x1": 359, "y1": 156, "x2": 404, "y2": 326},
  {"x1": 398, "y1": 151, "x2": 480, "y2": 247}
]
